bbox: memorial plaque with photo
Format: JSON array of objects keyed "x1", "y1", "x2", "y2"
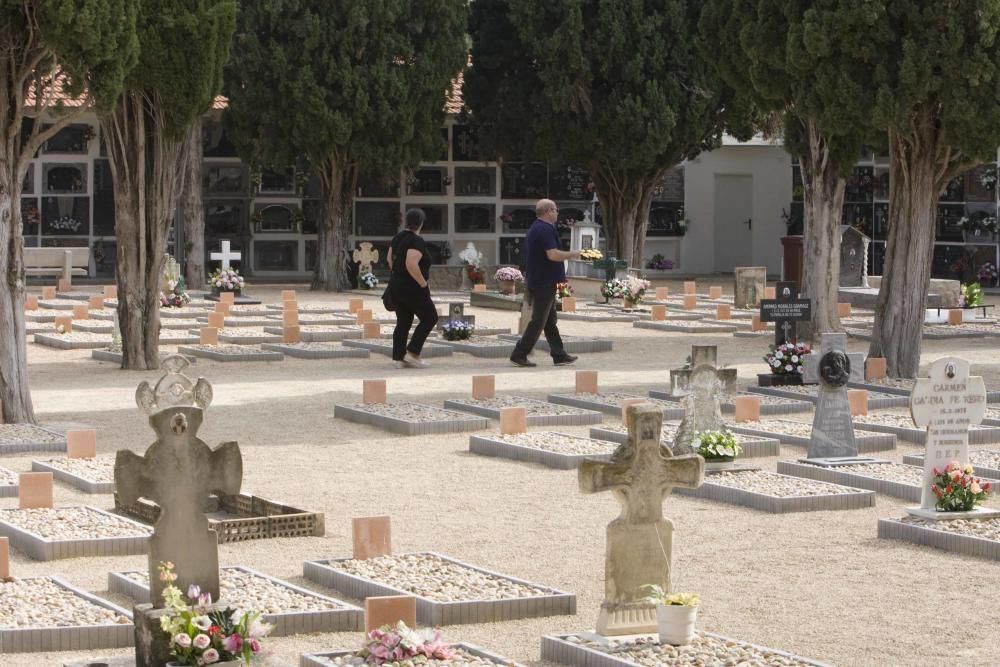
[
  {"x1": 205, "y1": 201, "x2": 246, "y2": 236},
  {"x1": 936, "y1": 203, "x2": 965, "y2": 241},
  {"x1": 93, "y1": 159, "x2": 115, "y2": 236},
  {"x1": 43, "y1": 164, "x2": 87, "y2": 194},
  {"x1": 355, "y1": 202, "x2": 401, "y2": 237},
  {"x1": 844, "y1": 166, "x2": 873, "y2": 202},
  {"x1": 648, "y1": 202, "x2": 683, "y2": 236},
  {"x1": 452, "y1": 125, "x2": 484, "y2": 161},
  {"x1": 406, "y1": 204, "x2": 446, "y2": 233},
  {"x1": 254, "y1": 241, "x2": 299, "y2": 271},
  {"x1": 258, "y1": 167, "x2": 295, "y2": 194},
  {"x1": 501, "y1": 162, "x2": 547, "y2": 199},
  {"x1": 456, "y1": 204, "x2": 496, "y2": 233},
  {"x1": 651, "y1": 167, "x2": 684, "y2": 201},
  {"x1": 455, "y1": 167, "x2": 495, "y2": 196},
  {"x1": 965, "y1": 164, "x2": 997, "y2": 202},
  {"x1": 548, "y1": 164, "x2": 591, "y2": 201},
  {"x1": 42, "y1": 124, "x2": 91, "y2": 154},
  {"x1": 20, "y1": 198, "x2": 39, "y2": 236},
  {"x1": 407, "y1": 168, "x2": 446, "y2": 195},
  {"x1": 499, "y1": 237, "x2": 524, "y2": 265},
  {"x1": 253, "y1": 204, "x2": 297, "y2": 232},
  {"x1": 874, "y1": 168, "x2": 890, "y2": 200},
  {"x1": 501, "y1": 206, "x2": 535, "y2": 233},
  {"x1": 41, "y1": 196, "x2": 90, "y2": 235},
  {"x1": 939, "y1": 174, "x2": 964, "y2": 202},
  {"x1": 202, "y1": 120, "x2": 239, "y2": 158},
  {"x1": 357, "y1": 172, "x2": 400, "y2": 198},
  {"x1": 204, "y1": 165, "x2": 246, "y2": 195},
  {"x1": 301, "y1": 199, "x2": 320, "y2": 235}
]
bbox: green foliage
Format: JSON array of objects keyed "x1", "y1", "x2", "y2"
[
  {"x1": 224, "y1": 0, "x2": 468, "y2": 177},
  {"x1": 466, "y1": 0, "x2": 741, "y2": 169}
]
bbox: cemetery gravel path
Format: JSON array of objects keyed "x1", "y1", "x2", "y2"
[{"x1": 4, "y1": 284, "x2": 1000, "y2": 667}]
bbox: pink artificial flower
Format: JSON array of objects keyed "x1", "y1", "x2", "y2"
[
  {"x1": 201, "y1": 648, "x2": 220, "y2": 664},
  {"x1": 193, "y1": 634, "x2": 211, "y2": 649},
  {"x1": 222, "y1": 634, "x2": 243, "y2": 653},
  {"x1": 250, "y1": 638, "x2": 262, "y2": 655},
  {"x1": 174, "y1": 633, "x2": 192, "y2": 648},
  {"x1": 187, "y1": 584, "x2": 201, "y2": 600}
]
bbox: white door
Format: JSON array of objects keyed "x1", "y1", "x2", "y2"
[{"x1": 713, "y1": 174, "x2": 754, "y2": 272}]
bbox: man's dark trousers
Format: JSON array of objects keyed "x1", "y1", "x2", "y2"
[{"x1": 513, "y1": 284, "x2": 567, "y2": 358}]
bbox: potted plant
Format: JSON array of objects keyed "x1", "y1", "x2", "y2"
[
  {"x1": 359, "y1": 272, "x2": 379, "y2": 290},
  {"x1": 621, "y1": 275, "x2": 651, "y2": 309},
  {"x1": 641, "y1": 585, "x2": 699, "y2": 646},
  {"x1": 760, "y1": 342, "x2": 810, "y2": 386},
  {"x1": 158, "y1": 562, "x2": 271, "y2": 666},
  {"x1": 442, "y1": 320, "x2": 474, "y2": 341},
  {"x1": 161, "y1": 276, "x2": 192, "y2": 309},
  {"x1": 494, "y1": 267, "x2": 524, "y2": 295},
  {"x1": 695, "y1": 430, "x2": 742, "y2": 470},
  {"x1": 208, "y1": 268, "x2": 246, "y2": 297},
  {"x1": 600, "y1": 278, "x2": 626, "y2": 303},
  {"x1": 931, "y1": 462, "x2": 991, "y2": 512}
]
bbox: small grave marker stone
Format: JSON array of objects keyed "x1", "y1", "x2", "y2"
[
  {"x1": 281, "y1": 290, "x2": 296, "y2": 301},
  {"x1": 42, "y1": 286, "x2": 56, "y2": 300},
  {"x1": 948, "y1": 309, "x2": 963, "y2": 326},
  {"x1": 682, "y1": 294, "x2": 697, "y2": 310},
  {"x1": 764, "y1": 286, "x2": 776, "y2": 299},
  {"x1": 620, "y1": 398, "x2": 644, "y2": 423},
  {"x1": 364, "y1": 595, "x2": 417, "y2": 634},
  {"x1": 750, "y1": 315, "x2": 766, "y2": 332},
  {"x1": 363, "y1": 322, "x2": 380, "y2": 339},
  {"x1": 363, "y1": 380, "x2": 387, "y2": 405},
  {"x1": 219, "y1": 291, "x2": 235, "y2": 305},
  {"x1": 650, "y1": 304, "x2": 667, "y2": 321},
  {"x1": 708, "y1": 286, "x2": 723, "y2": 299},
  {"x1": 0, "y1": 536, "x2": 8, "y2": 581},
  {"x1": 206, "y1": 312, "x2": 225, "y2": 329},
  {"x1": 72, "y1": 304, "x2": 89, "y2": 320},
  {"x1": 562, "y1": 296, "x2": 577, "y2": 313},
  {"x1": 672, "y1": 346, "x2": 737, "y2": 454},
  {"x1": 734, "y1": 396, "x2": 761, "y2": 423},
  {"x1": 473, "y1": 283, "x2": 487, "y2": 293},
  {"x1": 283, "y1": 299, "x2": 298, "y2": 312},
  {"x1": 25, "y1": 296, "x2": 38, "y2": 310},
  {"x1": 19, "y1": 472, "x2": 53, "y2": 509},
  {"x1": 837, "y1": 302, "x2": 852, "y2": 318},
  {"x1": 500, "y1": 407, "x2": 527, "y2": 435},
  {"x1": 54, "y1": 315, "x2": 73, "y2": 333},
  {"x1": 283, "y1": 326, "x2": 300, "y2": 344},
  {"x1": 67, "y1": 430, "x2": 97, "y2": 459},
  {"x1": 357, "y1": 309, "x2": 373, "y2": 325},
  {"x1": 758, "y1": 281, "x2": 810, "y2": 346},
  {"x1": 716, "y1": 304, "x2": 731, "y2": 320},
  {"x1": 655, "y1": 286, "x2": 669, "y2": 300},
  {"x1": 909, "y1": 357, "x2": 991, "y2": 518},
  {"x1": 200, "y1": 327, "x2": 218, "y2": 345},
  {"x1": 848, "y1": 390, "x2": 869, "y2": 417},
  {"x1": 214, "y1": 302, "x2": 231, "y2": 316},
  {"x1": 579, "y1": 404, "x2": 704, "y2": 635},
  {"x1": 282, "y1": 310, "x2": 299, "y2": 327},
  {"x1": 104, "y1": 285, "x2": 117, "y2": 299},
  {"x1": 866, "y1": 357, "x2": 888, "y2": 381},
  {"x1": 472, "y1": 375, "x2": 495, "y2": 399},
  {"x1": 88, "y1": 295, "x2": 104, "y2": 310},
  {"x1": 683, "y1": 281, "x2": 696, "y2": 295},
  {"x1": 352, "y1": 516, "x2": 392, "y2": 560},
  {"x1": 348, "y1": 298, "x2": 364, "y2": 314},
  {"x1": 576, "y1": 371, "x2": 598, "y2": 394}
]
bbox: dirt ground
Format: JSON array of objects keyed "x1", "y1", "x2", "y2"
[{"x1": 4, "y1": 282, "x2": 1000, "y2": 667}]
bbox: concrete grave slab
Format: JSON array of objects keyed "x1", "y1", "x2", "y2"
[{"x1": 177, "y1": 344, "x2": 284, "y2": 362}]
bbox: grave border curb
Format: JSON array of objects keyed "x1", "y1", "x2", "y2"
[
  {"x1": 776, "y1": 460, "x2": 920, "y2": 502},
  {"x1": 303, "y1": 551, "x2": 576, "y2": 626},
  {"x1": 674, "y1": 474, "x2": 875, "y2": 513},
  {"x1": 748, "y1": 386, "x2": 909, "y2": 409},
  {"x1": 260, "y1": 343, "x2": 370, "y2": 360},
  {"x1": 0, "y1": 425, "x2": 66, "y2": 455},
  {"x1": 214, "y1": 332, "x2": 283, "y2": 346},
  {"x1": 588, "y1": 426, "x2": 781, "y2": 458},
  {"x1": 469, "y1": 434, "x2": 614, "y2": 470},
  {"x1": 342, "y1": 339, "x2": 454, "y2": 358},
  {"x1": 902, "y1": 453, "x2": 1000, "y2": 480},
  {"x1": 498, "y1": 334, "x2": 613, "y2": 354},
  {"x1": 301, "y1": 642, "x2": 525, "y2": 667},
  {"x1": 32, "y1": 334, "x2": 111, "y2": 350},
  {"x1": 333, "y1": 404, "x2": 490, "y2": 436},
  {"x1": 445, "y1": 399, "x2": 603, "y2": 427},
  {"x1": 727, "y1": 423, "x2": 897, "y2": 453},
  {"x1": 648, "y1": 389, "x2": 812, "y2": 416},
  {"x1": 852, "y1": 421, "x2": 1000, "y2": 445},
  {"x1": 31, "y1": 460, "x2": 113, "y2": 494},
  {"x1": 547, "y1": 394, "x2": 685, "y2": 420},
  {"x1": 177, "y1": 345, "x2": 284, "y2": 363},
  {"x1": 262, "y1": 326, "x2": 362, "y2": 343},
  {"x1": 435, "y1": 339, "x2": 516, "y2": 358},
  {"x1": 0, "y1": 506, "x2": 149, "y2": 561},
  {"x1": 0, "y1": 576, "x2": 134, "y2": 654},
  {"x1": 878, "y1": 518, "x2": 1000, "y2": 561}
]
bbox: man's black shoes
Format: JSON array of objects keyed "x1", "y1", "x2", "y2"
[
  {"x1": 510, "y1": 355, "x2": 537, "y2": 367},
  {"x1": 553, "y1": 354, "x2": 579, "y2": 366}
]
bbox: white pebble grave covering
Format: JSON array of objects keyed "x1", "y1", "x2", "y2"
[
  {"x1": 33, "y1": 456, "x2": 114, "y2": 483},
  {"x1": 469, "y1": 432, "x2": 616, "y2": 469},
  {"x1": 706, "y1": 470, "x2": 861, "y2": 496},
  {"x1": 880, "y1": 515, "x2": 1000, "y2": 561},
  {"x1": 334, "y1": 402, "x2": 490, "y2": 436},
  {"x1": 0, "y1": 424, "x2": 65, "y2": 454},
  {"x1": 304, "y1": 644, "x2": 520, "y2": 667},
  {"x1": 0, "y1": 506, "x2": 150, "y2": 540}
]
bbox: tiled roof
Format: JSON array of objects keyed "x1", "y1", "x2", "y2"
[{"x1": 27, "y1": 76, "x2": 230, "y2": 113}]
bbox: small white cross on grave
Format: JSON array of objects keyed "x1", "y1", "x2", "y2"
[
  {"x1": 908, "y1": 357, "x2": 997, "y2": 519},
  {"x1": 578, "y1": 404, "x2": 704, "y2": 636},
  {"x1": 210, "y1": 240, "x2": 241, "y2": 271}
]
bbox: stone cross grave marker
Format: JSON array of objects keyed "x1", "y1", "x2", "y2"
[
  {"x1": 115, "y1": 355, "x2": 242, "y2": 605},
  {"x1": 909, "y1": 357, "x2": 992, "y2": 518},
  {"x1": 803, "y1": 332, "x2": 863, "y2": 385},
  {"x1": 671, "y1": 346, "x2": 737, "y2": 454},
  {"x1": 578, "y1": 404, "x2": 704, "y2": 636},
  {"x1": 805, "y1": 333, "x2": 875, "y2": 462},
  {"x1": 758, "y1": 281, "x2": 811, "y2": 346},
  {"x1": 209, "y1": 240, "x2": 241, "y2": 271},
  {"x1": 353, "y1": 242, "x2": 380, "y2": 275}
]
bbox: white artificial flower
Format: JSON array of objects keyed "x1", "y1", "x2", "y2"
[{"x1": 191, "y1": 615, "x2": 211, "y2": 631}]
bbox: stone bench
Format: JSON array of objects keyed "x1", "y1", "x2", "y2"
[{"x1": 24, "y1": 247, "x2": 90, "y2": 281}]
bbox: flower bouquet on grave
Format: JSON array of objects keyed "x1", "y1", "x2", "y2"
[
  {"x1": 555, "y1": 281, "x2": 574, "y2": 299},
  {"x1": 978, "y1": 262, "x2": 998, "y2": 286},
  {"x1": 764, "y1": 342, "x2": 810, "y2": 376},
  {"x1": 961, "y1": 282, "x2": 984, "y2": 308},
  {"x1": 580, "y1": 248, "x2": 603, "y2": 262},
  {"x1": 930, "y1": 462, "x2": 991, "y2": 512},
  {"x1": 980, "y1": 169, "x2": 998, "y2": 191},
  {"x1": 621, "y1": 275, "x2": 651, "y2": 308},
  {"x1": 695, "y1": 430, "x2": 742, "y2": 466},
  {"x1": 600, "y1": 278, "x2": 626, "y2": 302},
  {"x1": 459, "y1": 245, "x2": 485, "y2": 285},
  {"x1": 356, "y1": 622, "x2": 454, "y2": 665},
  {"x1": 359, "y1": 272, "x2": 379, "y2": 290},
  {"x1": 442, "y1": 319, "x2": 474, "y2": 341},
  {"x1": 161, "y1": 277, "x2": 192, "y2": 309},
  {"x1": 494, "y1": 266, "x2": 523, "y2": 294},
  {"x1": 209, "y1": 268, "x2": 246, "y2": 296},
  {"x1": 646, "y1": 253, "x2": 674, "y2": 271},
  {"x1": 641, "y1": 585, "x2": 700, "y2": 646},
  {"x1": 158, "y1": 562, "x2": 271, "y2": 666}
]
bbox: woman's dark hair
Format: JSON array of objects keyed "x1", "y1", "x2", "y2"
[{"x1": 404, "y1": 208, "x2": 426, "y2": 231}]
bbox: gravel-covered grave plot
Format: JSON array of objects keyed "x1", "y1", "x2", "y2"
[
  {"x1": 983, "y1": 407, "x2": 1000, "y2": 426},
  {"x1": 334, "y1": 403, "x2": 490, "y2": 435},
  {"x1": 497, "y1": 334, "x2": 613, "y2": 354},
  {"x1": 444, "y1": 396, "x2": 602, "y2": 427},
  {"x1": 0, "y1": 506, "x2": 150, "y2": 560},
  {"x1": 267, "y1": 313, "x2": 356, "y2": 325},
  {"x1": 215, "y1": 327, "x2": 283, "y2": 345},
  {"x1": 436, "y1": 336, "x2": 517, "y2": 358},
  {"x1": 749, "y1": 385, "x2": 909, "y2": 409},
  {"x1": 0, "y1": 467, "x2": 17, "y2": 497},
  {"x1": 303, "y1": 643, "x2": 522, "y2": 667},
  {"x1": 469, "y1": 432, "x2": 618, "y2": 469},
  {"x1": 903, "y1": 449, "x2": 1000, "y2": 479},
  {"x1": 542, "y1": 633, "x2": 828, "y2": 667},
  {"x1": 24, "y1": 311, "x2": 58, "y2": 323},
  {"x1": 263, "y1": 325, "x2": 363, "y2": 342},
  {"x1": 226, "y1": 304, "x2": 274, "y2": 316},
  {"x1": 547, "y1": 392, "x2": 685, "y2": 420},
  {"x1": 70, "y1": 320, "x2": 113, "y2": 334},
  {"x1": 33, "y1": 331, "x2": 113, "y2": 350},
  {"x1": 304, "y1": 552, "x2": 575, "y2": 626},
  {"x1": 879, "y1": 516, "x2": 1000, "y2": 561},
  {"x1": 589, "y1": 423, "x2": 781, "y2": 458},
  {"x1": 177, "y1": 344, "x2": 284, "y2": 362},
  {"x1": 153, "y1": 317, "x2": 203, "y2": 330},
  {"x1": 36, "y1": 299, "x2": 75, "y2": 310},
  {"x1": 675, "y1": 469, "x2": 875, "y2": 513},
  {"x1": 109, "y1": 567, "x2": 361, "y2": 635},
  {"x1": 260, "y1": 342, "x2": 371, "y2": 359},
  {"x1": 726, "y1": 419, "x2": 897, "y2": 453},
  {"x1": 342, "y1": 339, "x2": 454, "y2": 357},
  {"x1": 31, "y1": 455, "x2": 114, "y2": 494},
  {"x1": 647, "y1": 389, "x2": 812, "y2": 415},
  {"x1": 774, "y1": 460, "x2": 980, "y2": 503},
  {"x1": 156, "y1": 330, "x2": 200, "y2": 344},
  {"x1": 0, "y1": 577, "x2": 133, "y2": 653},
  {"x1": 633, "y1": 319, "x2": 739, "y2": 334},
  {"x1": 557, "y1": 310, "x2": 642, "y2": 322},
  {"x1": 854, "y1": 412, "x2": 1000, "y2": 444},
  {"x1": 157, "y1": 305, "x2": 211, "y2": 319},
  {"x1": 0, "y1": 424, "x2": 65, "y2": 455}
]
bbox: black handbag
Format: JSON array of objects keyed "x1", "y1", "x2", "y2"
[{"x1": 381, "y1": 282, "x2": 396, "y2": 311}]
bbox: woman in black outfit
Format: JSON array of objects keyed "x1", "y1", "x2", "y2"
[{"x1": 388, "y1": 209, "x2": 438, "y2": 368}]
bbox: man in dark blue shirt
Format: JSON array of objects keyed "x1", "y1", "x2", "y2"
[{"x1": 511, "y1": 199, "x2": 582, "y2": 367}]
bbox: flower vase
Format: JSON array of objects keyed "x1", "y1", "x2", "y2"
[
  {"x1": 656, "y1": 604, "x2": 698, "y2": 646},
  {"x1": 499, "y1": 279, "x2": 516, "y2": 295}
]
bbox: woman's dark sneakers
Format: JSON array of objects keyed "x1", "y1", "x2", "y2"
[
  {"x1": 553, "y1": 354, "x2": 579, "y2": 366},
  {"x1": 509, "y1": 354, "x2": 537, "y2": 367}
]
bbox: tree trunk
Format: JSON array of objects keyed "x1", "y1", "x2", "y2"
[
  {"x1": 869, "y1": 124, "x2": 944, "y2": 378},
  {"x1": 592, "y1": 167, "x2": 656, "y2": 267},
  {"x1": 797, "y1": 120, "x2": 847, "y2": 341},
  {"x1": 0, "y1": 164, "x2": 34, "y2": 423},
  {"x1": 180, "y1": 118, "x2": 205, "y2": 289},
  {"x1": 313, "y1": 160, "x2": 356, "y2": 291},
  {"x1": 104, "y1": 92, "x2": 185, "y2": 370}
]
